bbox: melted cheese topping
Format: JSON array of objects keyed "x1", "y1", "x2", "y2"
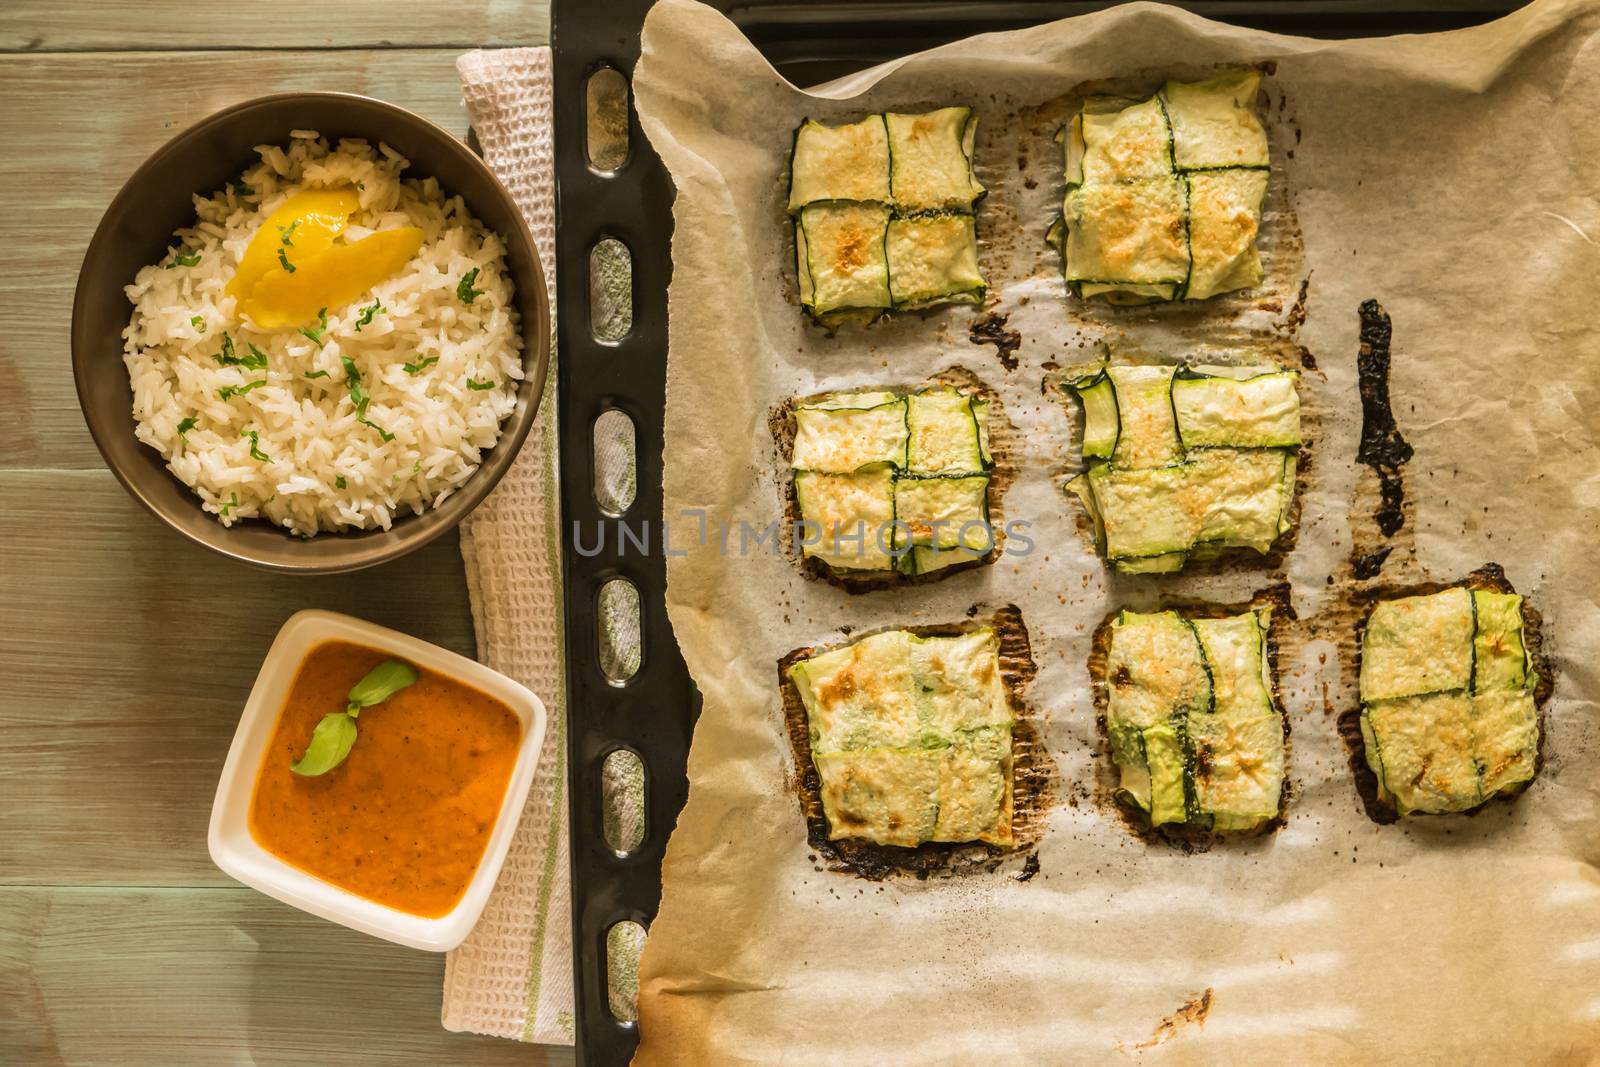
[
  {"x1": 792, "y1": 401, "x2": 908, "y2": 472},
  {"x1": 1162, "y1": 71, "x2": 1269, "y2": 171},
  {"x1": 886, "y1": 107, "x2": 983, "y2": 212},
  {"x1": 1361, "y1": 587, "x2": 1475, "y2": 702},
  {"x1": 788, "y1": 115, "x2": 890, "y2": 210},
  {"x1": 790, "y1": 627, "x2": 1013, "y2": 847},
  {"x1": 886, "y1": 215, "x2": 984, "y2": 306}
]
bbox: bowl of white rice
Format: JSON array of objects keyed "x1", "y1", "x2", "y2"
[{"x1": 73, "y1": 92, "x2": 550, "y2": 573}]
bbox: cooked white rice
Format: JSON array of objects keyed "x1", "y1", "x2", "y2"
[{"x1": 123, "y1": 130, "x2": 522, "y2": 537}]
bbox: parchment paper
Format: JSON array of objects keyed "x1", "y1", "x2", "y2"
[{"x1": 631, "y1": 1, "x2": 1600, "y2": 1062}]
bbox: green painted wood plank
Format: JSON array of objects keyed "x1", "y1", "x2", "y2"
[
  {"x1": 0, "y1": 886, "x2": 574, "y2": 1064},
  {"x1": 0, "y1": 48, "x2": 515, "y2": 470},
  {"x1": 0, "y1": 468, "x2": 477, "y2": 886},
  {"x1": 0, "y1": 1, "x2": 550, "y2": 52}
]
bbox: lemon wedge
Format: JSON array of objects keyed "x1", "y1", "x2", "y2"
[
  {"x1": 227, "y1": 186, "x2": 425, "y2": 329},
  {"x1": 226, "y1": 188, "x2": 360, "y2": 306},
  {"x1": 243, "y1": 227, "x2": 426, "y2": 329}
]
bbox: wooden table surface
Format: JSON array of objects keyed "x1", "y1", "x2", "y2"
[{"x1": 0, "y1": 3, "x2": 572, "y2": 1062}]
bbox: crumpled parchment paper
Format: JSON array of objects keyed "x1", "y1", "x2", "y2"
[{"x1": 629, "y1": 1, "x2": 1600, "y2": 1062}]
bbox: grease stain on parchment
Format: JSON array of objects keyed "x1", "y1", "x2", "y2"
[{"x1": 1115, "y1": 987, "x2": 1215, "y2": 1055}]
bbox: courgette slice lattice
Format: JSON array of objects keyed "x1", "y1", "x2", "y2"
[
  {"x1": 1359, "y1": 585, "x2": 1540, "y2": 815},
  {"x1": 789, "y1": 626, "x2": 1014, "y2": 847},
  {"x1": 1105, "y1": 607, "x2": 1284, "y2": 833},
  {"x1": 1058, "y1": 358, "x2": 1300, "y2": 573},
  {"x1": 789, "y1": 383, "x2": 994, "y2": 578},
  {"x1": 1051, "y1": 70, "x2": 1269, "y2": 304},
  {"x1": 790, "y1": 107, "x2": 986, "y2": 324}
]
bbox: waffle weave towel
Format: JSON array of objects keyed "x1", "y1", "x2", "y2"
[{"x1": 443, "y1": 46, "x2": 574, "y2": 1046}]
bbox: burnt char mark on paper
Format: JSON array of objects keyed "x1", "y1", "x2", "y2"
[
  {"x1": 968, "y1": 312, "x2": 1022, "y2": 371},
  {"x1": 1356, "y1": 299, "x2": 1413, "y2": 542},
  {"x1": 1085, "y1": 586, "x2": 1296, "y2": 850},
  {"x1": 1337, "y1": 564, "x2": 1555, "y2": 825},
  {"x1": 778, "y1": 605, "x2": 1054, "y2": 882}
]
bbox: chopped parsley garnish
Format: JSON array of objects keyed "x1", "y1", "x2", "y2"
[
  {"x1": 190, "y1": 315, "x2": 205, "y2": 332},
  {"x1": 402, "y1": 355, "x2": 439, "y2": 375},
  {"x1": 213, "y1": 335, "x2": 267, "y2": 370},
  {"x1": 340, "y1": 356, "x2": 395, "y2": 442},
  {"x1": 299, "y1": 307, "x2": 329, "y2": 346},
  {"x1": 165, "y1": 251, "x2": 202, "y2": 269},
  {"x1": 466, "y1": 378, "x2": 496, "y2": 390},
  {"x1": 335, "y1": 476, "x2": 347, "y2": 490},
  {"x1": 277, "y1": 247, "x2": 296, "y2": 273},
  {"x1": 218, "y1": 379, "x2": 268, "y2": 400},
  {"x1": 456, "y1": 267, "x2": 483, "y2": 304},
  {"x1": 359, "y1": 408, "x2": 396, "y2": 442},
  {"x1": 240, "y1": 430, "x2": 270, "y2": 462},
  {"x1": 277, "y1": 220, "x2": 301, "y2": 247},
  {"x1": 354, "y1": 299, "x2": 384, "y2": 332},
  {"x1": 176, "y1": 416, "x2": 197, "y2": 437},
  {"x1": 218, "y1": 492, "x2": 240, "y2": 517},
  {"x1": 303, "y1": 369, "x2": 331, "y2": 380}
]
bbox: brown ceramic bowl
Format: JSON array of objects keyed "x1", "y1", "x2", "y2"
[{"x1": 72, "y1": 91, "x2": 550, "y2": 574}]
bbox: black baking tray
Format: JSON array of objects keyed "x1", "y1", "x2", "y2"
[{"x1": 549, "y1": 2, "x2": 1527, "y2": 1063}]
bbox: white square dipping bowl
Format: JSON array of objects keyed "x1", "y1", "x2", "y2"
[{"x1": 208, "y1": 608, "x2": 548, "y2": 952}]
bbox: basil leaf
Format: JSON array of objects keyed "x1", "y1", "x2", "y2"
[
  {"x1": 346, "y1": 659, "x2": 418, "y2": 709},
  {"x1": 456, "y1": 267, "x2": 483, "y2": 304},
  {"x1": 176, "y1": 416, "x2": 197, "y2": 437},
  {"x1": 289, "y1": 712, "x2": 359, "y2": 777}
]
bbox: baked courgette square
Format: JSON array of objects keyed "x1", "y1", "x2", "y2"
[
  {"x1": 789, "y1": 626, "x2": 1013, "y2": 847},
  {"x1": 1061, "y1": 178, "x2": 1190, "y2": 297},
  {"x1": 1060, "y1": 360, "x2": 1300, "y2": 573},
  {"x1": 791, "y1": 396, "x2": 909, "y2": 472},
  {"x1": 796, "y1": 202, "x2": 892, "y2": 318},
  {"x1": 1358, "y1": 585, "x2": 1540, "y2": 815},
  {"x1": 886, "y1": 215, "x2": 985, "y2": 309},
  {"x1": 1104, "y1": 607, "x2": 1284, "y2": 833},
  {"x1": 906, "y1": 387, "x2": 985, "y2": 473},
  {"x1": 1163, "y1": 71, "x2": 1269, "y2": 171},
  {"x1": 893, "y1": 475, "x2": 990, "y2": 552},
  {"x1": 886, "y1": 106, "x2": 984, "y2": 212},
  {"x1": 789, "y1": 107, "x2": 986, "y2": 322},
  {"x1": 1185, "y1": 168, "x2": 1269, "y2": 300},
  {"x1": 794, "y1": 466, "x2": 897, "y2": 572},
  {"x1": 1054, "y1": 70, "x2": 1269, "y2": 304},
  {"x1": 787, "y1": 382, "x2": 994, "y2": 580},
  {"x1": 788, "y1": 115, "x2": 890, "y2": 211}
]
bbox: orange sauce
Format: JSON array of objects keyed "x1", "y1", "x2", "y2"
[{"x1": 248, "y1": 640, "x2": 522, "y2": 918}]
